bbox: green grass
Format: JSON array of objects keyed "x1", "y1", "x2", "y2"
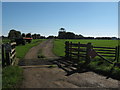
[
  {"x1": 16, "y1": 39, "x2": 46, "y2": 59},
  {"x1": 88, "y1": 59, "x2": 120, "y2": 79},
  {"x1": 53, "y1": 39, "x2": 118, "y2": 56},
  {"x1": 2, "y1": 66, "x2": 23, "y2": 88}
]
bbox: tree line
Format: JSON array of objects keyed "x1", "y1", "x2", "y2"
[
  {"x1": 2, "y1": 29, "x2": 118, "y2": 40},
  {"x1": 7, "y1": 29, "x2": 46, "y2": 39},
  {"x1": 57, "y1": 28, "x2": 118, "y2": 40}
]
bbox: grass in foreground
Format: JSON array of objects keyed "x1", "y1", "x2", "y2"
[
  {"x1": 16, "y1": 39, "x2": 46, "y2": 59},
  {"x1": 2, "y1": 66, "x2": 23, "y2": 88}
]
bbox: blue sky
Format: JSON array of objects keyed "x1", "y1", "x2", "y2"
[
  {"x1": 0, "y1": 2, "x2": 2, "y2": 36},
  {"x1": 2, "y1": 2, "x2": 118, "y2": 37}
]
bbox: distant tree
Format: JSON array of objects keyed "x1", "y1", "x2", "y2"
[
  {"x1": 75, "y1": 34, "x2": 84, "y2": 39},
  {"x1": 32, "y1": 34, "x2": 34, "y2": 39},
  {"x1": 26, "y1": 33, "x2": 32, "y2": 38},
  {"x1": 58, "y1": 28, "x2": 84, "y2": 39},
  {"x1": 84, "y1": 37, "x2": 94, "y2": 39},
  {"x1": 95, "y1": 37, "x2": 111, "y2": 40},
  {"x1": 58, "y1": 28, "x2": 66, "y2": 39},
  {"x1": 36, "y1": 34, "x2": 40, "y2": 39},
  {"x1": 32, "y1": 34, "x2": 37, "y2": 39},
  {"x1": 79, "y1": 34, "x2": 84, "y2": 38},
  {"x1": 47, "y1": 36, "x2": 54, "y2": 39},
  {"x1": 40, "y1": 36, "x2": 46, "y2": 39},
  {"x1": 54, "y1": 36, "x2": 58, "y2": 39},
  {"x1": 58, "y1": 31, "x2": 66, "y2": 39},
  {"x1": 8, "y1": 29, "x2": 22, "y2": 39},
  {"x1": 22, "y1": 33, "x2": 26, "y2": 37},
  {"x1": 65, "y1": 32, "x2": 75, "y2": 39},
  {"x1": 59, "y1": 28, "x2": 66, "y2": 32}
]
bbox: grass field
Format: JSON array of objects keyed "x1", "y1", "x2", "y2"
[
  {"x1": 16, "y1": 39, "x2": 46, "y2": 59},
  {"x1": 53, "y1": 39, "x2": 118, "y2": 56},
  {"x1": 53, "y1": 39, "x2": 120, "y2": 80}
]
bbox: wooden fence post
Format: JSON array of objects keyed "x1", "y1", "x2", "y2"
[
  {"x1": 6, "y1": 52, "x2": 10, "y2": 65},
  {"x1": 86, "y1": 42, "x2": 92, "y2": 65},
  {"x1": 117, "y1": 46, "x2": 120, "y2": 63},
  {"x1": 65, "y1": 41, "x2": 69, "y2": 59},
  {"x1": 2, "y1": 44, "x2": 5, "y2": 67},
  {"x1": 70, "y1": 42, "x2": 72, "y2": 60},
  {"x1": 114, "y1": 46, "x2": 117, "y2": 61},
  {"x1": 78, "y1": 42, "x2": 80, "y2": 61},
  {"x1": 5, "y1": 43, "x2": 11, "y2": 66}
]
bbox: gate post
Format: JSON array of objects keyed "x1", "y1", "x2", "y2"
[
  {"x1": 69, "y1": 42, "x2": 72, "y2": 60},
  {"x1": 2, "y1": 44, "x2": 5, "y2": 67},
  {"x1": 78, "y1": 42, "x2": 80, "y2": 61},
  {"x1": 65, "y1": 41, "x2": 69, "y2": 59},
  {"x1": 5, "y1": 43, "x2": 11, "y2": 66},
  {"x1": 86, "y1": 42, "x2": 92, "y2": 65},
  {"x1": 117, "y1": 46, "x2": 120, "y2": 63},
  {"x1": 5, "y1": 52, "x2": 10, "y2": 65}
]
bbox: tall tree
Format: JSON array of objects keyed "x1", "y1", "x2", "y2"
[
  {"x1": 32, "y1": 34, "x2": 37, "y2": 39},
  {"x1": 8, "y1": 29, "x2": 22, "y2": 39},
  {"x1": 59, "y1": 28, "x2": 66, "y2": 32},
  {"x1": 22, "y1": 33, "x2": 26, "y2": 37},
  {"x1": 58, "y1": 28, "x2": 66, "y2": 39},
  {"x1": 65, "y1": 32, "x2": 75, "y2": 39},
  {"x1": 36, "y1": 34, "x2": 40, "y2": 39},
  {"x1": 26, "y1": 33, "x2": 32, "y2": 38}
]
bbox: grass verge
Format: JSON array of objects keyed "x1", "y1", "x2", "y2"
[
  {"x1": 2, "y1": 66, "x2": 23, "y2": 88},
  {"x1": 16, "y1": 39, "x2": 46, "y2": 59}
]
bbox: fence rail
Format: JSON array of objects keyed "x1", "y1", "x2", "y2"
[
  {"x1": 65, "y1": 41, "x2": 119, "y2": 66},
  {"x1": 2, "y1": 42, "x2": 16, "y2": 67}
]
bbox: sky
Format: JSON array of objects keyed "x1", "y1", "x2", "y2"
[
  {"x1": 0, "y1": 2, "x2": 2, "y2": 36},
  {"x1": 2, "y1": 0, "x2": 120, "y2": 2},
  {"x1": 2, "y1": 2, "x2": 118, "y2": 37}
]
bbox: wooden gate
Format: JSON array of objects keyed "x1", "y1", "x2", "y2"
[
  {"x1": 65, "y1": 41, "x2": 120, "y2": 67},
  {"x1": 65, "y1": 41, "x2": 93, "y2": 64}
]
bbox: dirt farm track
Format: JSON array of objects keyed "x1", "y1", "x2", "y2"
[{"x1": 19, "y1": 39, "x2": 119, "y2": 89}]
